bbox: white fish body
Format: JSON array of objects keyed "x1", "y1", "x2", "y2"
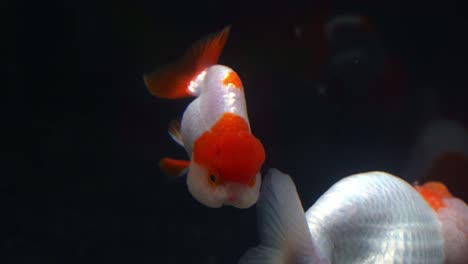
[
  {"x1": 239, "y1": 169, "x2": 465, "y2": 264},
  {"x1": 180, "y1": 65, "x2": 251, "y2": 156},
  {"x1": 304, "y1": 171, "x2": 444, "y2": 263}
]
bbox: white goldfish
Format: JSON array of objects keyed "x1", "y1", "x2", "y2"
[{"x1": 240, "y1": 168, "x2": 467, "y2": 263}]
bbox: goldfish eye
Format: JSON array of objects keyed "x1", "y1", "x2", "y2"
[
  {"x1": 209, "y1": 174, "x2": 217, "y2": 184},
  {"x1": 208, "y1": 172, "x2": 221, "y2": 186}
]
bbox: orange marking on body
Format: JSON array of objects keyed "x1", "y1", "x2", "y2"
[
  {"x1": 223, "y1": 71, "x2": 243, "y2": 89},
  {"x1": 144, "y1": 26, "x2": 231, "y2": 99},
  {"x1": 415, "y1": 181, "x2": 454, "y2": 212},
  {"x1": 159, "y1": 157, "x2": 190, "y2": 177},
  {"x1": 193, "y1": 113, "x2": 265, "y2": 186}
]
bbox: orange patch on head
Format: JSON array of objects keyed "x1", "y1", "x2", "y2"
[
  {"x1": 415, "y1": 181, "x2": 454, "y2": 212},
  {"x1": 193, "y1": 113, "x2": 265, "y2": 186},
  {"x1": 223, "y1": 71, "x2": 243, "y2": 89}
]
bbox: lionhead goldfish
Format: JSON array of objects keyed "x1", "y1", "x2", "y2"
[
  {"x1": 143, "y1": 26, "x2": 266, "y2": 208},
  {"x1": 240, "y1": 168, "x2": 467, "y2": 264}
]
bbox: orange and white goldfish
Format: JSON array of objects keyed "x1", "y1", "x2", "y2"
[
  {"x1": 239, "y1": 168, "x2": 467, "y2": 263},
  {"x1": 143, "y1": 26, "x2": 266, "y2": 208}
]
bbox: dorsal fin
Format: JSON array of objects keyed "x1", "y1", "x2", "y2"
[{"x1": 143, "y1": 25, "x2": 231, "y2": 99}]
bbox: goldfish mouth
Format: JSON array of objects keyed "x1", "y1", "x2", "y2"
[{"x1": 222, "y1": 174, "x2": 262, "y2": 208}]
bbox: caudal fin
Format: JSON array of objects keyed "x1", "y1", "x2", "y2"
[
  {"x1": 239, "y1": 168, "x2": 328, "y2": 264},
  {"x1": 143, "y1": 26, "x2": 230, "y2": 99}
]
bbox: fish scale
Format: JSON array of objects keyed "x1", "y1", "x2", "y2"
[{"x1": 305, "y1": 172, "x2": 444, "y2": 263}]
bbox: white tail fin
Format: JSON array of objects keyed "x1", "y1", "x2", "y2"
[{"x1": 239, "y1": 168, "x2": 328, "y2": 264}]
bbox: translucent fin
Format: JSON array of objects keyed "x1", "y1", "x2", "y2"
[
  {"x1": 239, "y1": 168, "x2": 327, "y2": 264},
  {"x1": 159, "y1": 157, "x2": 190, "y2": 178},
  {"x1": 168, "y1": 118, "x2": 184, "y2": 147},
  {"x1": 239, "y1": 246, "x2": 284, "y2": 264},
  {"x1": 143, "y1": 25, "x2": 231, "y2": 99}
]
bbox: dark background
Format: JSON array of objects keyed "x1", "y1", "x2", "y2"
[{"x1": 5, "y1": 0, "x2": 468, "y2": 263}]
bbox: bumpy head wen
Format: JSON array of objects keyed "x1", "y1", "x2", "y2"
[
  {"x1": 187, "y1": 113, "x2": 266, "y2": 208},
  {"x1": 414, "y1": 180, "x2": 468, "y2": 263},
  {"x1": 414, "y1": 181, "x2": 453, "y2": 212}
]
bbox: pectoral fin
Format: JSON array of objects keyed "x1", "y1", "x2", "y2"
[
  {"x1": 168, "y1": 118, "x2": 184, "y2": 147},
  {"x1": 239, "y1": 168, "x2": 328, "y2": 264},
  {"x1": 159, "y1": 157, "x2": 190, "y2": 178}
]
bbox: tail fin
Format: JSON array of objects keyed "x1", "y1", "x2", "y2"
[
  {"x1": 239, "y1": 168, "x2": 328, "y2": 264},
  {"x1": 143, "y1": 26, "x2": 231, "y2": 99}
]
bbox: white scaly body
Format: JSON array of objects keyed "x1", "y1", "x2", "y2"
[
  {"x1": 180, "y1": 65, "x2": 250, "y2": 156},
  {"x1": 304, "y1": 172, "x2": 444, "y2": 263},
  {"x1": 239, "y1": 169, "x2": 467, "y2": 264},
  {"x1": 180, "y1": 65, "x2": 261, "y2": 209}
]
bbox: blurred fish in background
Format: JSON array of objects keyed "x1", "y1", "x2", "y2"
[
  {"x1": 267, "y1": 5, "x2": 417, "y2": 209},
  {"x1": 288, "y1": 7, "x2": 408, "y2": 114}
]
